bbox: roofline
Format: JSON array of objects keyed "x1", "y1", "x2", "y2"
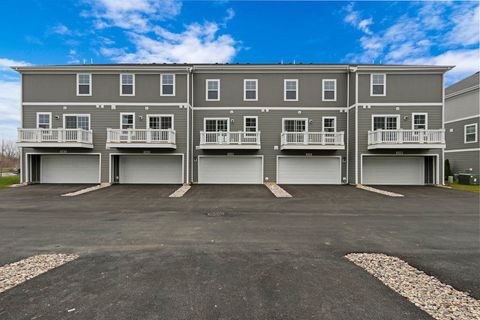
[{"x1": 445, "y1": 84, "x2": 480, "y2": 99}]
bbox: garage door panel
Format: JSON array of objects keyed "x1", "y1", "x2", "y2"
[
  {"x1": 363, "y1": 157, "x2": 424, "y2": 185},
  {"x1": 199, "y1": 156, "x2": 263, "y2": 184},
  {"x1": 119, "y1": 155, "x2": 182, "y2": 184},
  {"x1": 41, "y1": 155, "x2": 99, "y2": 184},
  {"x1": 278, "y1": 157, "x2": 341, "y2": 184}
]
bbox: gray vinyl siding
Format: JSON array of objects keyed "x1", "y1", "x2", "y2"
[
  {"x1": 192, "y1": 110, "x2": 348, "y2": 183},
  {"x1": 193, "y1": 73, "x2": 348, "y2": 108},
  {"x1": 347, "y1": 107, "x2": 356, "y2": 184},
  {"x1": 445, "y1": 150, "x2": 480, "y2": 174},
  {"x1": 357, "y1": 73, "x2": 443, "y2": 103},
  {"x1": 348, "y1": 72, "x2": 356, "y2": 106},
  {"x1": 22, "y1": 73, "x2": 188, "y2": 103},
  {"x1": 21, "y1": 105, "x2": 188, "y2": 182},
  {"x1": 445, "y1": 116, "x2": 480, "y2": 150},
  {"x1": 445, "y1": 89, "x2": 479, "y2": 122}
]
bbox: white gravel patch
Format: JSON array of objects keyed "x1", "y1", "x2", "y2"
[
  {"x1": 61, "y1": 183, "x2": 111, "y2": 197},
  {"x1": 0, "y1": 254, "x2": 78, "y2": 293},
  {"x1": 169, "y1": 184, "x2": 191, "y2": 197},
  {"x1": 346, "y1": 253, "x2": 480, "y2": 320},
  {"x1": 356, "y1": 184, "x2": 404, "y2": 197},
  {"x1": 264, "y1": 182, "x2": 292, "y2": 198}
]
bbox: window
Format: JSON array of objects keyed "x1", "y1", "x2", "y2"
[
  {"x1": 465, "y1": 123, "x2": 478, "y2": 143},
  {"x1": 371, "y1": 74, "x2": 386, "y2": 96},
  {"x1": 322, "y1": 79, "x2": 336, "y2": 101},
  {"x1": 204, "y1": 118, "x2": 228, "y2": 132},
  {"x1": 161, "y1": 74, "x2": 175, "y2": 96},
  {"x1": 244, "y1": 79, "x2": 258, "y2": 101},
  {"x1": 412, "y1": 113, "x2": 428, "y2": 130},
  {"x1": 77, "y1": 73, "x2": 92, "y2": 96},
  {"x1": 64, "y1": 114, "x2": 90, "y2": 130},
  {"x1": 244, "y1": 116, "x2": 258, "y2": 132},
  {"x1": 120, "y1": 74, "x2": 135, "y2": 96},
  {"x1": 283, "y1": 118, "x2": 307, "y2": 132},
  {"x1": 37, "y1": 112, "x2": 51, "y2": 129},
  {"x1": 206, "y1": 79, "x2": 220, "y2": 101},
  {"x1": 372, "y1": 115, "x2": 399, "y2": 130},
  {"x1": 284, "y1": 79, "x2": 298, "y2": 101},
  {"x1": 121, "y1": 113, "x2": 135, "y2": 130},
  {"x1": 147, "y1": 115, "x2": 173, "y2": 130},
  {"x1": 323, "y1": 117, "x2": 336, "y2": 132}
]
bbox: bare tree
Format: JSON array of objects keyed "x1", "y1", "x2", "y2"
[{"x1": 0, "y1": 139, "x2": 20, "y2": 176}]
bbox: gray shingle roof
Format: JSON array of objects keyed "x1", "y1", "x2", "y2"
[{"x1": 446, "y1": 72, "x2": 480, "y2": 95}]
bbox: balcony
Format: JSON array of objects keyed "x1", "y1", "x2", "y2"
[
  {"x1": 106, "y1": 129, "x2": 176, "y2": 149},
  {"x1": 367, "y1": 129, "x2": 445, "y2": 149},
  {"x1": 198, "y1": 131, "x2": 261, "y2": 149},
  {"x1": 17, "y1": 128, "x2": 93, "y2": 148},
  {"x1": 281, "y1": 132, "x2": 345, "y2": 150}
]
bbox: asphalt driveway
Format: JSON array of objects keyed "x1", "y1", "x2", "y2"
[{"x1": 0, "y1": 184, "x2": 478, "y2": 319}]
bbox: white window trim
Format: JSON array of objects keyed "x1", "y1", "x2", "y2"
[
  {"x1": 203, "y1": 117, "x2": 230, "y2": 131},
  {"x1": 36, "y1": 112, "x2": 52, "y2": 129},
  {"x1": 370, "y1": 73, "x2": 386, "y2": 97},
  {"x1": 412, "y1": 112, "x2": 428, "y2": 130},
  {"x1": 160, "y1": 74, "x2": 176, "y2": 96},
  {"x1": 120, "y1": 112, "x2": 135, "y2": 130},
  {"x1": 243, "y1": 79, "x2": 258, "y2": 101},
  {"x1": 146, "y1": 114, "x2": 174, "y2": 130},
  {"x1": 464, "y1": 123, "x2": 478, "y2": 144},
  {"x1": 243, "y1": 116, "x2": 258, "y2": 132},
  {"x1": 322, "y1": 116, "x2": 337, "y2": 132},
  {"x1": 62, "y1": 114, "x2": 91, "y2": 130},
  {"x1": 322, "y1": 79, "x2": 337, "y2": 102},
  {"x1": 282, "y1": 117, "x2": 308, "y2": 132},
  {"x1": 284, "y1": 79, "x2": 299, "y2": 101},
  {"x1": 120, "y1": 73, "x2": 135, "y2": 96},
  {"x1": 371, "y1": 114, "x2": 400, "y2": 131},
  {"x1": 76, "y1": 73, "x2": 92, "y2": 96},
  {"x1": 206, "y1": 79, "x2": 220, "y2": 101}
]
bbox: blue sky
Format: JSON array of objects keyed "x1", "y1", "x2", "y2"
[{"x1": 0, "y1": 0, "x2": 479, "y2": 140}]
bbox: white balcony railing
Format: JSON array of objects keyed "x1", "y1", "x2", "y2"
[
  {"x1": 18, "y1": 128, "x2": 93, "y2": 145},
  {"x1": 368, "y1": 129, "x2": 445, "y2": 146},
  {"x1": 199, "y1": 131, "x2": 261, "y2": 148},
  {"x1": 107, "y1": 129, "x2": 176, "y2": 145},
  {"x1": 281, "y1": 131, "x2": 345, "y2": 148}
]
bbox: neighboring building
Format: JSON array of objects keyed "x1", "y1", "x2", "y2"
[
  {"x1": 444, "y1": 72, "x2": 480, "y2": 175},
  {"x1": 14, "y1": 63, "x2": 451, "y2": 185}
]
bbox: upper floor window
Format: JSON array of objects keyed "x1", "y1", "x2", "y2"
[
  {"x1": 323, "y1": 117, "x2": 336, "y2": 132},
  {"x1": 370, "y1": 74, "x2": 386, "y2": 96},
  {"x1": 120, "y1": 74, "x2": 135, "y2": 96},
  {"x1": 244, "y1": 79, "x2": 258, "y2": 101},
  {"x1": 284, "y1": 79, "x2": 298, "y2": 101},
  {"x1": 322, "y1": 79, "x2": 336, "y2": 101},
  {"x1": 244, "y1": 116, "x2": 258, "y2": 132},
  {"x1": 147, "y1": 115, "x2": 173, "y2": 130},
  {"x1": 64, "y1": 114, "x2": 90, "y2": 130},
  {"x1": 77, "y1": 73, "x2": 92, "y2": 96},
  {"x1": 206, "y1": 79, "x2": 220, "y2": 101},
  {"x1": 37, "y1": 112, "x2": 51, "y2": 129},
  {"x1": 412, "y1": 113, "x2": 428, "y2": 130},
  {"x1": 205, "y1": 118, "x2": 228, "y2": 132},
  {"x1": 372, "y1": 115, "x2": 399, "y2": 130},
  {"x1": 283, "y1": 118, "x2": 307, "y2": 132},
  {"x1": 121, "y1": 113, "x2": 135, "y2": 130},
  {"x1": 465, "y1": 123, "x2": 478, "y2": 143},
  {"x1": 161, "y1": 74, "x2": 175, "y2": 96}
]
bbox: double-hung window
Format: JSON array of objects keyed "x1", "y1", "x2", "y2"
[
  {"x1": 372, "y1": 115, "x2": 399, "y2": 130},
  {"x1": 284, "y1": 79, "x2": 298, "y2": 101},
  {"x1": 64, "y1": 114, "x2": 90, "y2": 130},
  {"x1": 322, "y1": 79, "x2": 336, "y2": 101},
  {"x1": 412, "y1": 113, "x2": 428, "y2": 130},
  {"x1": 205, "y1": 118, "x2": 228, "y2": 132},
  {"x1": 121, "y1": 113, "x2": 135, "y2": 130},
  {"x1": 120, "y1": 74, "x2": 135, "y2": 96},
  {"x1": 161, "y1": 74, "x2": 175, "y2": 96},
  {"x1": 244, "y1": 116, "x2": 258, "y2": 132},
  {"x1": 37, "y1": 113, "x2": 51, "y2": 129},
  {"x1": 206, "y1": 79, "x2": 220, "y2": 101},
  {"x1": 465, "y1": 124, "x2": 478, "y2": 143},
  {"x1": 244, "y1": 79, "x2": 258, "y2": 101},
  {"x1": 77, "y1": 73, "x2": 92, "y2": 96},
  {"x1": 323, "y1": 117, "x2": 336, "y2": 132},
  {"x1": 371, "y1": 74, "x2": 386, "y2": 96}
]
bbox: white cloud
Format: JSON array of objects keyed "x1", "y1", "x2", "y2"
[
  {"x1": 445, "y1": 5, "x2": 479, "y2": 46},
  {"x1": 52, "y1": 23, "x2": 70, "y2": 35},
  {"x1": 0, "y1": 79, "x2": 21, "y2": 140},
  {"x1": 343, "y1": 3, "x2": 373, "y2": 35},
  {"x1": 0, "y1": 58, "x2": 31, "y2": 70}
]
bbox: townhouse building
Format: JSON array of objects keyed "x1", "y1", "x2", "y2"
[
  {"x1": 14, "y1": 63, "x2": 451, "y2": 185},
  {"x1": 444, "y1": 72, "x2": 480, "y2": 175}
]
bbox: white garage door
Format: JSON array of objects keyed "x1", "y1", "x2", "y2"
[
  {"x1": 198, "y1": 156, "x2": 263, "y2": 184},
  {"x1": 119, "y1": 155, "x2": 183, "y2": 184},
  {"x1": 363, "y1": 156, "x2": 425, "y2": 185},
  {"x1": 41, "y1": 155, "x2": 99, "y2": 184},
  {"x1": 277, "y1": 156, "x2": 341, "y2": 184}
]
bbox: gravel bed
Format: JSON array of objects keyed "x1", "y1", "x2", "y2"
[
  {"x1": 264, "y1": 182, "x2": 292, "y2": 198},
  {"x1": 346, "y1": 253, "x2": 480, "y2": 320},
  {"x1": 0, "y1": 254, "x2": 78, "y2": 293}
]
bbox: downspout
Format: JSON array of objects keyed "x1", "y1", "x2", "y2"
[
  {"x1": 346, "y1": 68, "x2": 349, "y2": 184},
  {"x1": 186, "y1": 67, "x2": 192, "y2": 184},
  {"x1": 191, "y1": 67, "x2": 194, "y2": 183},
  {"x1": 441, "y1": 72, "x2": 445, "y2": 185},
  {"x1": 19, "y1": 72, "x2": 23, "y2": 183},
  {"x1": 355, "y1": 70, "x2": 359, "y2": 185}
]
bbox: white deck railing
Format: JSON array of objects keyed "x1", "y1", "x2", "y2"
[
  {"x1": 107, "y1": 129, "x2": 176, "y2": 144},
  {"x1": 200, "y1": 131, "x2": 261, "y2": 145},
  {"x1": 281, "y1": 131, "x2": 345, "y2": 146},
  {"x1": 18, "y1": 128, "x2": 93, "y2": 144},
  {"x1": 368, "y1": 129, "x2": 445, "y2": 145}
]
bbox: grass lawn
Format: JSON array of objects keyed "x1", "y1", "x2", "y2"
[
  {"x1": 0, "y1": 176, "x2": 20, "y2": 189},
  {"x1": 447, "y1": 182, "x2": 480, "y2": 193}
]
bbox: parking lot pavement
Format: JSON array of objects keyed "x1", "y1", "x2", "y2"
[
  {"x1": 281, "y1": 184, "x2": 386, "y2": 200},
  {"x1": 185, "y1": 184, "x2": 275, "y2": 199},
  {"x1": 371, "y1": 185, "x2": 480, "y2": 199},
  {"x1": 80, "y1": 184, "x2": 182, "y2": 200},
  {"x1": 0, "y1": 184, "x2": 94, "y2": 200}
]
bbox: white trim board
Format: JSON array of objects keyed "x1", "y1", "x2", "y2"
[
  {"x1": 193, "y1": 107, "x2": 347, "y2": 111},
  {"x1": 444, "y1": 148, "x2": 480, "y2": 153},
  {"x1": 444, "y1": 114, "x2": 480, "y2": 124},
  {"x1": 23, "y1": 102, "x2": 189, "y2": 106}
]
